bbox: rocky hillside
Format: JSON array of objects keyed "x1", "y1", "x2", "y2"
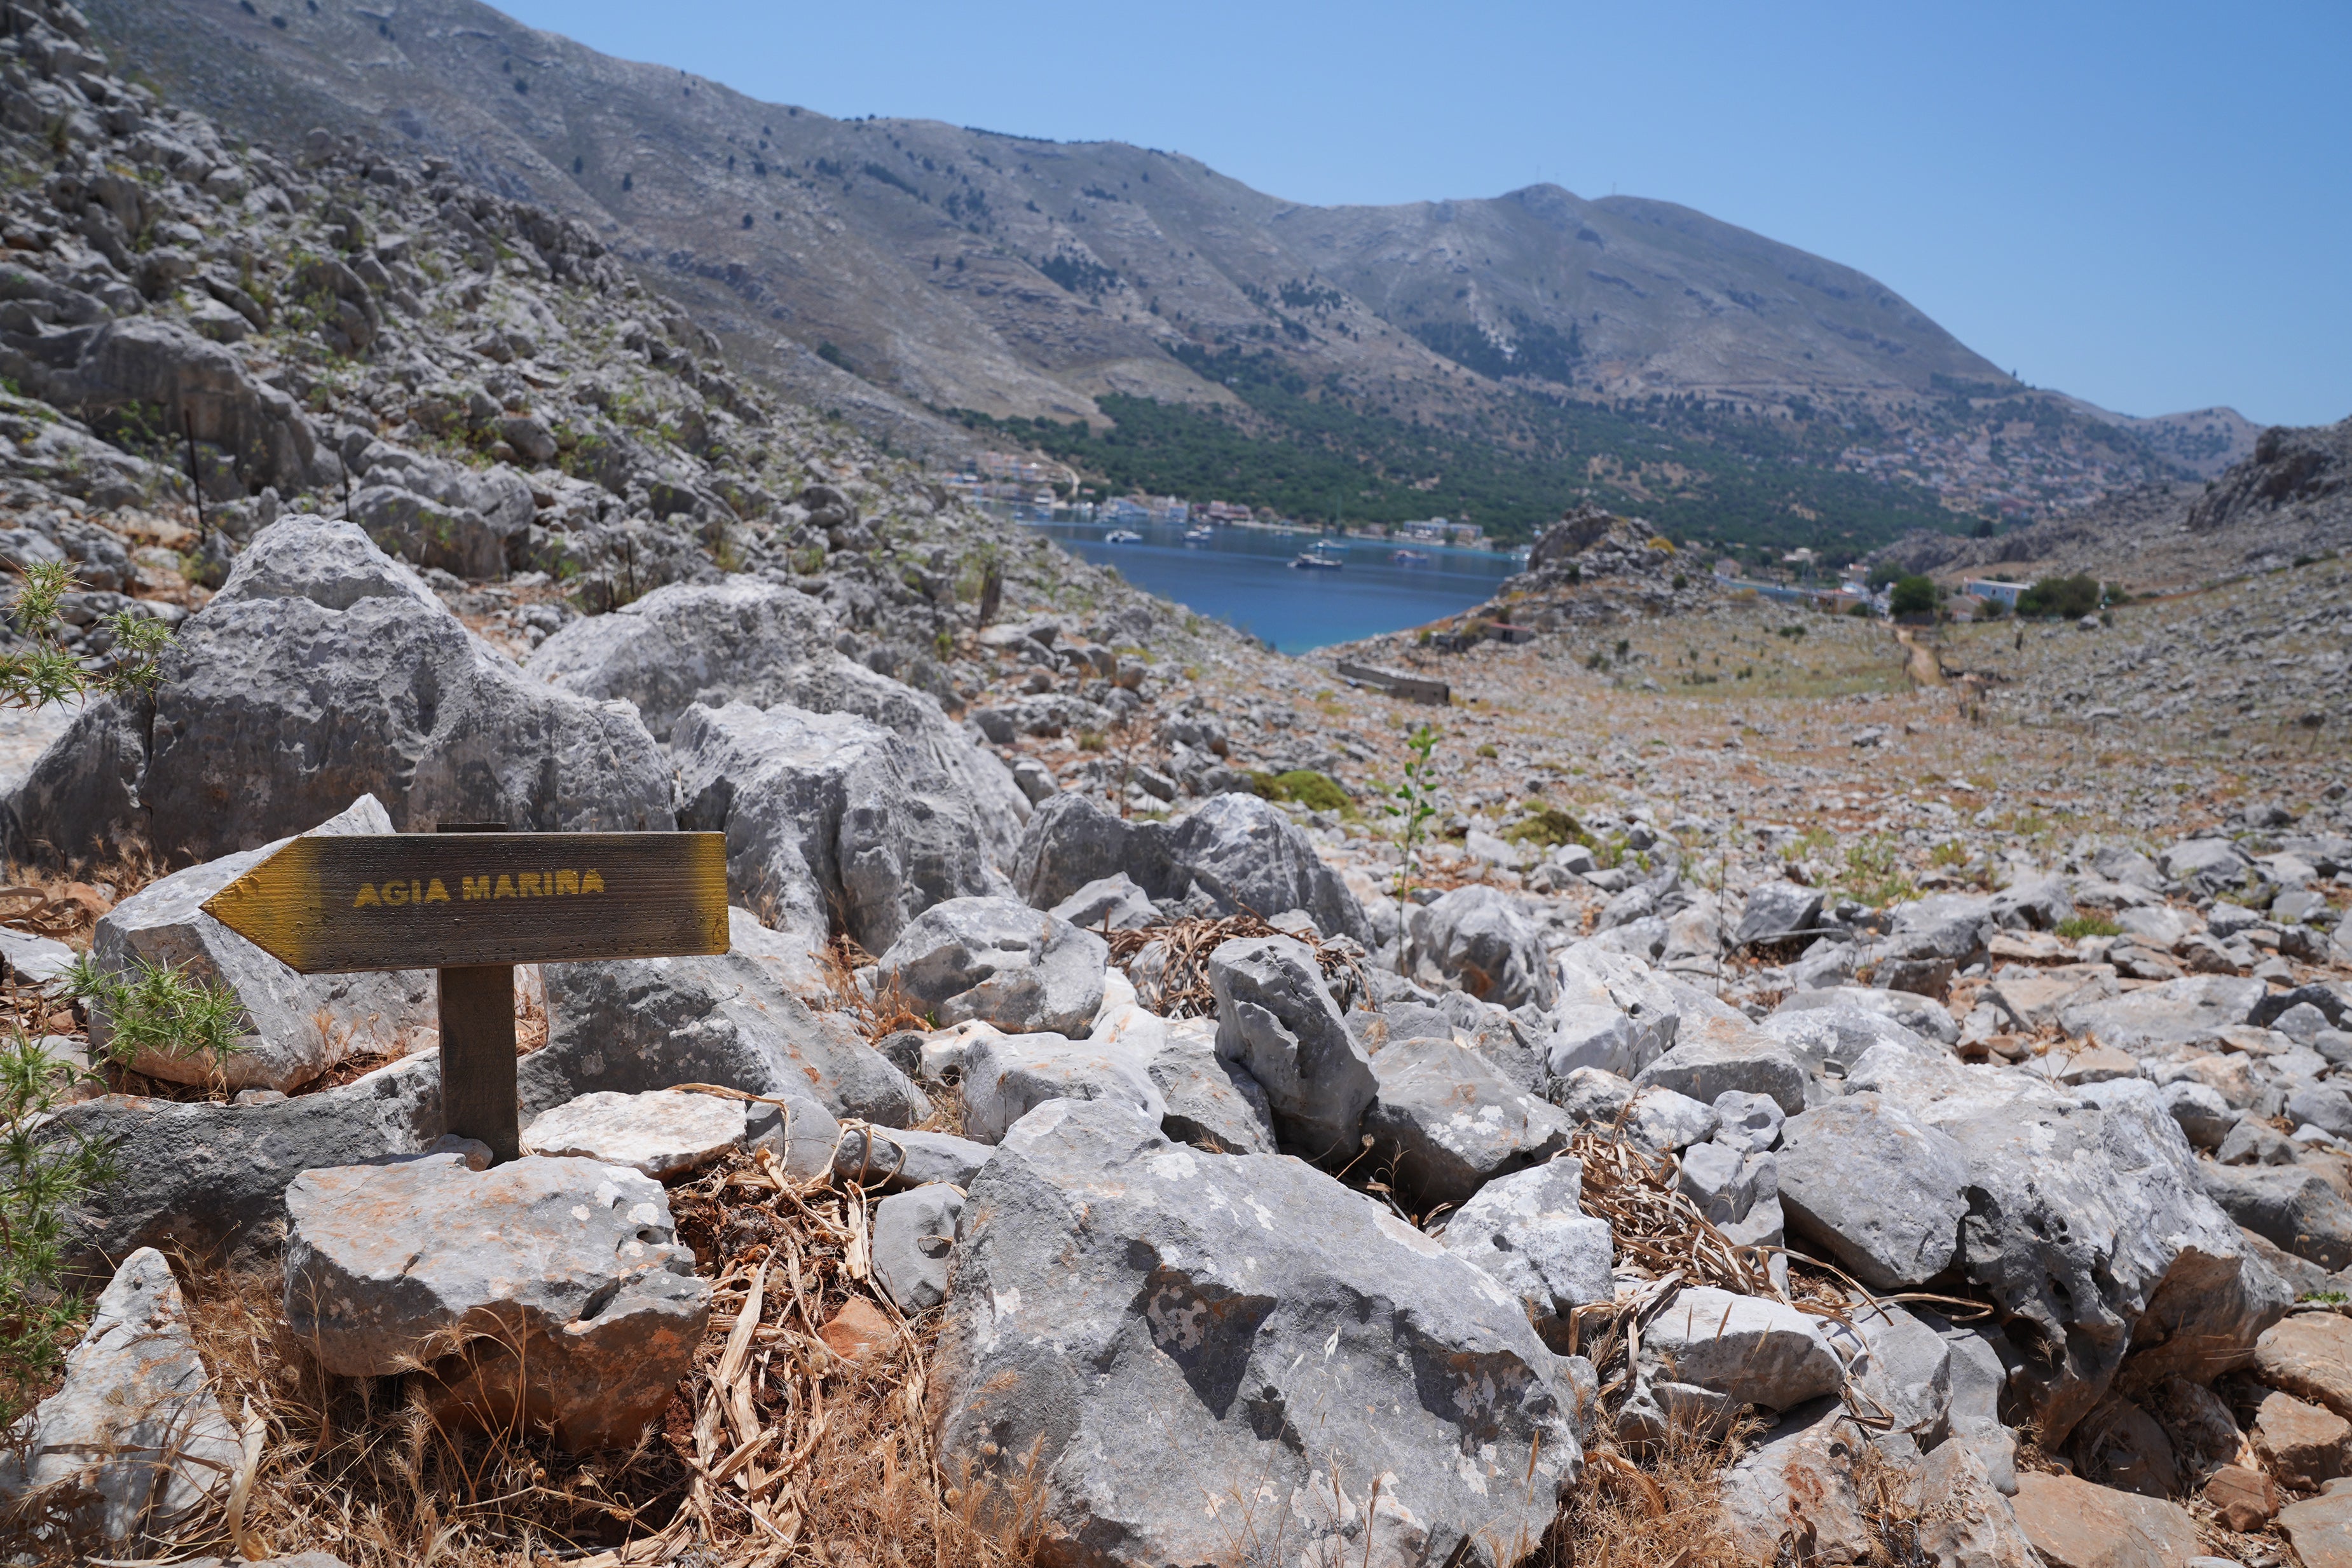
[
  {"x1": 82, "y1": 0, "x2": 2255, "y2": 548},
  {"x1": 6, "y1": 4, "x2": 2352, "y2": 1566},
  {"x1": 1871, "y1": 411, "x2": 2352, "y2": 590}
]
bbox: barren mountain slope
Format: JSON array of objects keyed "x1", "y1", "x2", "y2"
[{"x1": 88, "y1": 0, "x2": 2253, "y2": 486}]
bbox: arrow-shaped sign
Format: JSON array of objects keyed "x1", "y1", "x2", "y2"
[{"x1": 202, "y1": 831, "x2": 730, "y2": 974}]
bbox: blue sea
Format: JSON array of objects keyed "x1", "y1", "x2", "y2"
[{"x1": 1027, "y1": 521, "x2": 1522, "y2": 653}]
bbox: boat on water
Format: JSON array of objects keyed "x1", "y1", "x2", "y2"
[
  {"x1": 1288, "y1": 546, "x2": 1344, "y2": 571},
  {"x1": 1182, "y1": 526, "x2": 1214, "y2": 543},
  {"x1": 1103, "y1": 529, "x2": 1143, "y2": 543},
  {"x1": 1390, "y1": 549, "x2": 1432, "y2": 565}
]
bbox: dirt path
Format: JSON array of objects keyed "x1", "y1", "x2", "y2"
[{"x1": 1895, "y1": 625, "x2": 1945, "y2": 688}]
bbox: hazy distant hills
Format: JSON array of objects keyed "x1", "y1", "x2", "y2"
[{"x1": 95, "y1": 0, "x2": 2260, "y2": 543}]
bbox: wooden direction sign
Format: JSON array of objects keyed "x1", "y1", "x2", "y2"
[{"x1": 203, "y1": 829, "x2": 729, "y2": 1163}]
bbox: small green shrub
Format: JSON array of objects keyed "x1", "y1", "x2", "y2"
[
  {"x1": 1475, "y1": 742, "x2": 1498, "y2": 760},
  {"x1": 1250, "y1": 769, "x2": 1351, "y2": 814},
  {"x1": 60, "y1": 954, "x2": 247, "y2": 1088},
  {"x1": 1500, "y1": 805, "x2": 1590, "y2": 850},
  {"x1": 2056, "y1": 913, "x2": 2121, "y2": 939}
]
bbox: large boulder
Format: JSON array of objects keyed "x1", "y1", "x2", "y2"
[
  {"x1": 875, "y1": 896, "x2": 1107, "y2": 1036},
  {"x1": 1775, "y1": 1094, "x2": 1972, "y2": 1290},
  {"x1": 1439, "y1": 1158, "x2": 1613, "y2": 1343},
  {"x1": 0, "y1": 691, "x2": 150, "y2": 869},
  {"x1": 1406, "y1": 885, "x2": 1558, "y2": 1007},
  {"x1": 1362, "y1": 1036, "x2": 1575, "y2": 1210},
  {"x1": 345, "y1": 446, "x2": 535, "y2": 581},
  {"x1": 1941, "y1": 1083, "x2": 2292, "y2": 1445},
  {"x1": 526, "y1": 951, "x2": 926, "y2": 1127},
  {"x1": 1207, "y1": 934, "x2": 1378, "y2": 1160},
  {"x1": 1012, "y1": 791, "x2": 1368, "y2": 941},
  {"x1": 140, "y1": 518, "x2": 674, "y2": 863},
  {"x1": 0, "y1": 315, "x2": 322, "y2": 490},
  {"x1": 85, "y1": 794, "x2": 434, "y2": 1091},
  {"x1": 48, "y1": 1051, "x2": 442, "y2": 1275},
  {"x1": 931, "y1": 1097, "x2": 1584, "y2": 1568},
  {"x1": 529, "y1": 578, "x2": 1030, "y2": 858},
  {"x1": 0, "y1": 1248, "x2": 240, "y2": 1545},
  {"x1": 673, "y1": 700, "x2": 1004, "y2": 960},
  {"x1": 284, "y1": 1153, "x2": 708, "y2": 1452}
]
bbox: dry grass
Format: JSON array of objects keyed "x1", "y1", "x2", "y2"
[
  {"x1": 1104, "y1": 911, "x2": 1367, "y2": 1018},
  {"x1": 135, "y1": 1147, "x2": 1051, "y2": 1567}
]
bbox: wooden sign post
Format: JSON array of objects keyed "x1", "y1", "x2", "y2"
[{"x1": 203, "y1": 829, "x2": 729, "y2": 1162}]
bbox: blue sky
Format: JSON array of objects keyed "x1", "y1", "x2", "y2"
[{"x1": 500, "y1": 0, "x2": 2350, "y2": 427}]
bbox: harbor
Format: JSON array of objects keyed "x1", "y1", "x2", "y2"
[{"x1": 1023, "y1": 517, "x2": 1523, "y2": 653}]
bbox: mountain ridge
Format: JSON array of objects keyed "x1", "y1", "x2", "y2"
[{"x1": 89, "y1": 0, "x2": 2259, "y2": 542}]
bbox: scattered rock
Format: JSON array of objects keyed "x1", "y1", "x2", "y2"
[
  {"x1": 1438, "y1": 1157, "x2": 1613, "y2": 1343},
  {"x1": 957, "y1": 1025, "x2": 1165, "y2": 1143},
  {"x1": 1406, "y1": 885, "x2": 1558, "y2": 1007},
  {"x1": 1776, "y1": 1094, "x2": 1971, "y2": 1290}
]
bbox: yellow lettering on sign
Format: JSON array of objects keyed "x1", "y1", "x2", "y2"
[
  {"x1": 425, "y1": 879, "x2": 449, "y2": 904},
  {"x1": 462, "y1": 876, "x2": 489, "y2": 901},
  {"x1": 353, "y1": 883, "x2": 380, "y2": 908},
  {"x1": 494, "y1": 875, "x2": 517, "y2": 899},
  {"x1": 555, "y1": 869, "x2": 579, "y2": 896},
  {"x1": 384, "y1": 881, "x2": 410, "y2": 907},
  {"x1": 582, "y1": 869, "x2": 605, "y2": 894},
  {"x1": 519, "y1": 872, "x2": 544, "y2": 898}
]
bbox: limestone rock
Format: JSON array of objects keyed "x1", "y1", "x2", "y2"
[
  {"x1": 142, "y1": 518, "x2": 674, "y2": 863},
  {"x1": 49, "y1": 1051, "x2": 442, "y2": 1274},
  {"x1": 1639, "y1": 1286, "x2": 1843, "y2": 1412},
  {"x1": 529, "y1": 578, "x2": 1030, "y2": 857},
  {"x1": 2007, "y1": 1471, "x2": 2201, "y2": 1568},
  {"x1": 522, "y1": 1087, "x2": 830, "y2": 1178},
  {"x1": 2254, "y1": 1313, "x2": 2352, "y2": 1420},
  {"x1": 673, "y1": 699, "x2": 1004, "y2": 960},
  {"x1": 1012, "y1": 791, "x2": 1368, "y2": 941},
  {"x1": 2278, "y1": 1490, "x2": 2352, "y2": 1568},
  {"x1": 872, "y1": 1185, "x2": 962, "y2": 1311},
  {"x1": 1945, "y1": 1086, "x2": 2290, "y2": 1445},
  {"x1": 831, "y1": 1125, "x2": 992, "y2": 1190},
  {"x1": 1207, "y1": 934, "x2": 1377, "y2": 1160},
  {"x1": 0, "y1": 1248, "x2": 239, "y2": 1544},
  {"x1": 931, "y1": 1096, "x2": 1582, "y2": 1568},
  {"x1": 86, "y1": 794, "x2": 434, "y2": 1091},
  {"x1": 2253, "y1": 1389, "x2": 2352, "y2": 1491},
  {"x1": 1439, "y1": 1158, "x2": 1613, "y2": 1342},
  {"x1": 1144, "y1": 1017, "x2": 1277, "y2": 1154},
  {"x1": 957, "y1": 1025, "x2": 1165, "y2": 1144},
  {"x1": 1362, "y1": 1035, "x2": 1575, "y2": 1209},
  {"x1": 875, "y1": 896, "x2": 1108, "y2": 1036},
  {"x1": 1777, "y1": 1094, "x2": 1972, "y2": 1290},
  {"x1": 283, "y1": 1154, "x2": 709, "y2": 1452},
  {"x1": 527, "y1": 951, "x2": 924, "y2": 1127},
  {"x1": 1735, "y1": 881, "x2": 1824, "y2": 947},
  {"x1": 1714, "y1": 1403, "x2": 1878, "y2": 1565},
  {"x1": 1406, "y1": 885, "x2": 1558, "y2": 1007}
]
